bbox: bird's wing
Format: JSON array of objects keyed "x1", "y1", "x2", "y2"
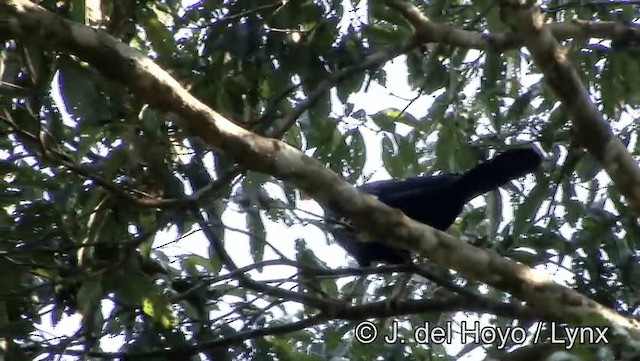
[{"x1": 359, "y1": 174, "x2": 459, "y2": 199}]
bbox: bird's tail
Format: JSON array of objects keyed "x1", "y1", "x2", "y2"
[{"x1": 455, "y1": 147, "x2": 543, "y2": 202}]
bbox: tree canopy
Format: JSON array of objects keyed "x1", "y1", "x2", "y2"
[{"x1": 1, "y1": 0, "x2": 640, "y2": 360}]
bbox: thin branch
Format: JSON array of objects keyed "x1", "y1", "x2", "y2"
[
  {"x1": 267, "y1": 40, "x2": 416, "y2": 138},
  {"x1": 192, "y1": 206, "x2": 341, "y2": 311},
  {"x1": 497, "y1": 2, "x2": 640, "y2": 217},
  {"x1": 1, "y1": 106, "x2": 244, "y2": 209},
  {"x1": 386, "y1": 0, "x2": 640, "y2": 52}
]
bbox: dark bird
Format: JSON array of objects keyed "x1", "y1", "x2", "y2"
[{"x1": 329, "y1": 146, "x2": 543, "y2": 267}]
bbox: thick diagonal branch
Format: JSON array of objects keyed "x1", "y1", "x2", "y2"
[{"x1": 497, "y1": 1, "x2": 640, "y2": 217}]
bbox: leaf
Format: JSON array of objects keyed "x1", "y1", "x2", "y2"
[
  {"x1": 362, "y1": 25, "x2": 408, "y2": 49},
  {"x1": 381, "y1": 133, "x2": 403, "y2": 178},
  {"x1": 0, "y1": 319, "x2": 33, "y2": 338},
  {"x1": 140, "y1": 8, "x2": 178, "y2": 60},
  {"x1": 247, "y1": 209, "x2": 266, "y2": 268},
  {"x1": 69, "y1": 0, "x2": 86, "y2": 24},
  {"x1": 372, "y1": 108, "x2": 420, "y2": 132},
  {"x1": 345, "y1": 128, "x2": 366, "y2": 181},
  {"x1": 422, "y1": 52, "x2": 450, "y2": 93},
  {"x1": 512, "y1": 176, "x2": 548, "y2": 239},
  {"x1": 336, "y1": 67, "x2": 365, "y2": 103},
  {"x1": 57, "y1": 61, "x2": 111, "y2": 125},
  {"x1": 505, "y1": 90, "x2": 534, "y2": 120},
  {"x1": 183, "y1": 254, "x2": 220, "y2": 275},
  {"x1": 283, "y1": 124, "x2": 303, "y2": 150},
  {"x1": 117, "y1": 269, "x2": 175, "y2": 328},
  {"x1": 482, "y1": 51, "x2": 505, "y2": 91},
  {"x1": 396, "y1": 133, "x2": 421, "y2": 173},
  {"x1": 76, "y1": 275, "x2": 103, "y2": 316},
  {"x1": 371, "y1": 110, "x2": 396, "y2": 132},
  {"x1": 369, "y1": 3, "x2": 412, "y2": 38},
  {"x1": 486, "y1": 188, "x2": 503, "y2": 241},
  {"x1": 574, "y1": 154, "x2": 602, "y2": 182}
]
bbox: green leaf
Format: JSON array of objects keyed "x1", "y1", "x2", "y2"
[
  {"x1": 0, "y1": 319, "x2": 33, "y2": 338},
  {"x1": 512, "y1": 176, "x2": 548, "y2": 239},
  {"x1": 69, "y1": 0, "x2": 86, "y2": 24},
  {"x1": 574, "y1": 155, "x2": 602, "y2": 182},
  {"x1": 57, "y1": 61, "x2": 111, "y2": 125},
  {"x1": 381, "y1": 134, "x2": 403, "y2": 178},
  {"x1": 116, "y1": 269, "x2": 175, "y2": 328},
  {"x1": 247, "y1": 209, "x2": 266, "y2": 268},
  {"x1": 183, "y1": 254, "x2": 220, "y2": 275},
  {"x1": 505, "y1": 90, "x2": 534, "y2": 120},
  {"x1": 362, "y1": 25, "x2": 408, "y2": 49},
  {"x1": 140, "y1": 8, "x2": 178, "y2": 60},
  {"x1": 76, "y1": 275, "x2": 103, "y2": 316}
]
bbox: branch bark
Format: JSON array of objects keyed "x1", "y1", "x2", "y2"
[
  {"x1": 386, "y1": 0, "x2": 640, "y2": 216},
  {"x1": 387, "y1": 0, "x2": 640, "y2": 52},
  {"x1": 497, "y1": 1, "x2": 640, "y2": 217}
]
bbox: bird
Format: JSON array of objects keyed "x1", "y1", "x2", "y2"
[{"x1": 328, "y1": 146, "x2": 544, "y2": 267}]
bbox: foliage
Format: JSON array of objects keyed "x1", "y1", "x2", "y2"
[{"x1": 0, "y1": 0, "x2": 639, "y2": 360}]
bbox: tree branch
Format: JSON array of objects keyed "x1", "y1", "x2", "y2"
[
  {"x1": 386, "y1": 0, "x2": 640, "y2": 53},
  {"x1": 496, "y1": 1, "x2": 640, "y2": 228}
]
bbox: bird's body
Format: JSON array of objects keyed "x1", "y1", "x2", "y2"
[{"x1": 330, "y1": 147, "x2": 543, "y2": 267}]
